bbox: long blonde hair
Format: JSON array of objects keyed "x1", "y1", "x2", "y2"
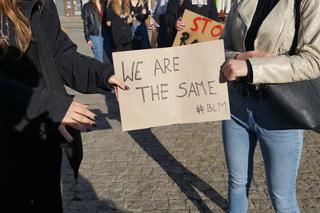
[
  {"x1": 109, "y1": 0, "x2": 130, "y2": 16},
  {"x1": 0, "y1": 0, "x2": 32, "y2": 55},
  {"x1": 135, "y1": 0, "x2": 145, "y2": 8}
]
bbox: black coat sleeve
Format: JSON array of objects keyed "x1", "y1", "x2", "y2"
[
  {"x1": 209, "y1": 1, "x2": 219, "y2": 21},
  {"x1": 105, "y1": 1, "x2": 112, "y2": 21},
  {"x1": 54, "y1": 31, "x2": 114, "y2": 93},
  {"x1": 0, "y1": 71, "x2": 72, "y2": 132},
  {"x1": 164, "y1": 0, "x2": 180, "y2": 46},
  {"x1": 82, "y1": 4, "x2": 91, "y2": 42},
  {"x1": 106, "y1": 5, "x2": 113, "y2": 22},
  {"x1": 46, "y1": 0, "x2": 114, "y2": 94}
]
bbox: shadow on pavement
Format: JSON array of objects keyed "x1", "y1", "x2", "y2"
[
  {"x1": 128, "y1": 130, "x2": 228, "y2": 213},
  {"x1": 104, "y1": 92, "x2": 122, "y2": 123},
  {"x1": 91, "y1": 108, "x2": 112, "y2": 130},
  {"x1": 87, "y1": 92, "x2": 121, "y2": 131},
  {"x1": 62, "y1": 174, "x2": 128, "y2": 213},
  {"x1": 104, "y1": 92, "x2": 228, "y2": 212}
]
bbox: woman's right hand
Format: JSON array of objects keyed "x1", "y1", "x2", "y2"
[
  {"x1": 58, "y1": 101, "x2": 96, "y2": 142},
  {"x1": 107, "y1": 74, "x2": 130, "y2": 101},
  {"x1": 127, "y1": 15, "x2": 134, "y2": 24},
  {"x1": 176, "y1": 17, "x2": 186, "y2": 31},
  {"x1": 235, "y1": 50, "x2": 275, "y2": 60},
  {"x1": 87, "y1": 40, "x2": 94, "y2": 48}
]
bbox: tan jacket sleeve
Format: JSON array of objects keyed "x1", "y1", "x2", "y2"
[{"x1": 249, "y1": 0, "x2": 320, "y2": 84}]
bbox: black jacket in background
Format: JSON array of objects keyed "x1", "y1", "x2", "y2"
[
  {"x1": 0, "y1": 0, "x2": 114, "y2": 211},
  {"x1": 106, "y1": 5, "x2": 132, "y2": 50},
  {"x1": 130, "y1": 0, "x2": 149, "y2": 23},
  {"x1": 164, "y1": 0, "x2": 219, "y2": 47},
  {"x1": 82, "y1": 1, "x2": 107, "y2": 42}
]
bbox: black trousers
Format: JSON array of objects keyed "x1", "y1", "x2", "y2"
[
  {"x1": 1, "y1": 132, "x2": 63, "y2": 213},
  {"x1": 157, "y1": 15, "x2": 171, "y2": 48}
]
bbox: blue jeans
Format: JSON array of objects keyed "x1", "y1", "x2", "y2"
[
  {"x1": 222, "y1": 83, "x2": 304, "y2": 213},
  {"x1": 90, "y1": 27, "x2": 107, "y2": 63}
]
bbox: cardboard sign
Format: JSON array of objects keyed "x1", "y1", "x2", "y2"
[
  {"x1": 173, "y1": 10, "x2": 224, "y2": 47},
  {"x1": 113, "y1": 40, "x2": 230, "y2": 131}
]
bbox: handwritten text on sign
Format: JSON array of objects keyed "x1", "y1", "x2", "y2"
[
  {"x1": 173, "y1": 10, "x2": 224, "y2": 47},
  {"x1": 113, "y1": 40, "x2": 230, "y2": 131}
]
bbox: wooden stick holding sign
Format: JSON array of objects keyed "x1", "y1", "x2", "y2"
[
  {"x1": 173, "y1": 9, "x2": 224, "y2": 47},
  {"x1": 113, "y1": 40, "x2": 230, "y2": 131}
]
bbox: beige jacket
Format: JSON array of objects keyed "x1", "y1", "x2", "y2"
[{"x1": 222, "y1": 0, "x2": 320, "y2": 84}]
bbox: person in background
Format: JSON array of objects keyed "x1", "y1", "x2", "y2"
[
  {"x1": 102, "y1": 0, "x2": 115, "y2": 63},
  {"x1": 0, "y1": 0, "x2": 127, "y2": 212},
  {"x1": 164, "y1": 0, "x2": 219, "y2": 47},
  {"x1": 130, "y1": 0, "x2": 151, "y2": 49},
  {"x1": 221, "y1": 0, "x2": 320, "y2": 212},
  {"x1": 106, "y1": 0, "x2": 133, "y2": 52},
  {"x1": 82, "y1": 0, "x2": 110, "y2": 63},
  {"x1": 152, "y1": 0, "x2": 169, "y2": 47}
]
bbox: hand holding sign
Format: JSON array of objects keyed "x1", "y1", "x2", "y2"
[
  {"x1": 113, "y1": 40, "x2": 230, "y2": 131},
  {"x1": 222, "y1": 59, "x2": 248, "y2": 81},
  {"x1": 107, "y1": 74, "x2": 130, "y2": 101},
  {"x1": 176, "y1": 17, "x2": 186, "y2": 31}
]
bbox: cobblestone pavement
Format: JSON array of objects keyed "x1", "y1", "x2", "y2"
[{"x1": 60, "y1": 18, "x2": 320, "y2": 213}]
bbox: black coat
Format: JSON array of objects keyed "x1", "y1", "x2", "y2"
[
  {"x1": 0, "y1": 0, "x2": 114, "y2": 211},
  {"x1": 82, "y1": 1, "x2": 106, "y2": 42},
  {"x1": 106, "y1": 5, "x2": 132, "y2": 50}
]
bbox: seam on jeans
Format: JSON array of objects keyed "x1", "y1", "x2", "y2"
[
  {"x1": 230, "y1": 115, "x2": 250, "y2": 130},
  {"x1": 289, "y1": 130, "x2": 303, "y2": 210}
]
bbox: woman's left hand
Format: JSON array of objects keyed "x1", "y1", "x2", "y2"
[
  {"x1": 235, "y1": 50, "x2": 275, "y2": 60},
  {"x1": 222, "y1": 59, "x2": 248, "y2": 81},
  {"x1": 107, "y1": 75, "x2": 130, "y2": 100},
  {"x1": 127, "y1": 15, "x2": 134, "y2": 24},
  {"x1": 176, "y1": 17, "x2": 186, "y2": 31}
]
